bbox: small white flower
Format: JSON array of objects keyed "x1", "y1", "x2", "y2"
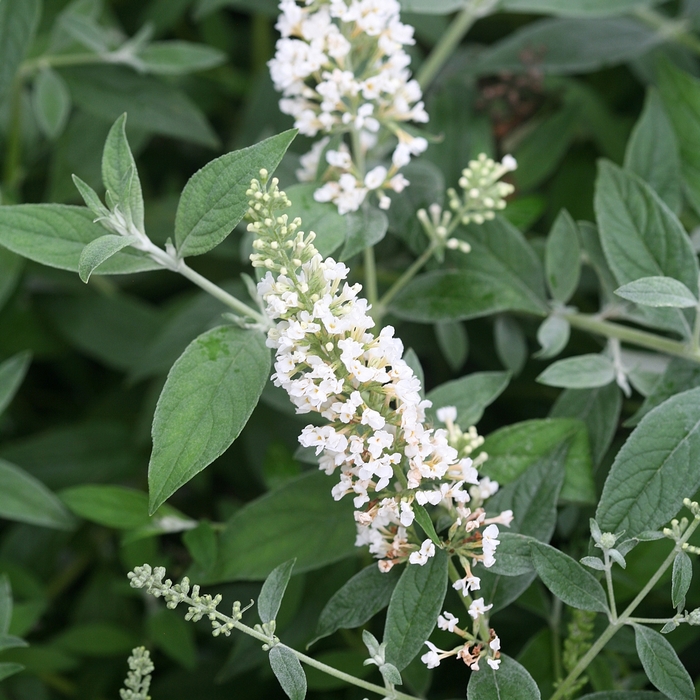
[
  {"x1": 487, "y1": 658, "x2": 501, "y2": 670},
  {"x1": 436, "y1": 406, "x2": 457, "y2": 424},
  {"x1": 409, "y1": 539, "x2": 435, "y2": 565},
  {"x1": 502, "y1": 154, "x2": 517, "y2": 171},
  {"x1": 437, "y1": 611, "x2": 459, "y2": 633},
  {"x1": 468, "y1": 597, "x2": 493, "y2": 620},
  {"x1": 420, "y1": 641, "x2": 443, "y2": 669}
]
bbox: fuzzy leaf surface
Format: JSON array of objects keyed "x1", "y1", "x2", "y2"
[
  {"x1": 258, "y1": 559, "x2": 296, "y2": 624},
  {"x1": 467, "y1": 654, "x2": 541, "y2": 699}
]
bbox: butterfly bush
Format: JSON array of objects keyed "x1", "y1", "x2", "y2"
[
  {"x1": 269, "y1": 0, "x2": 429, "y2": 213},
  {"x1": 247, "y1": 172, "x2": 512, "y2": 582}
]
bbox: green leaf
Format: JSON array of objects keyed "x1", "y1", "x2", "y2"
[
  {"x1": 0, "y1": 205, "x2": 158, "y2": 274},
  {"x1": 480, "y1": 418, "x2": 595, "y2": 505},
  {"x1": 476, "y1": 18, "x2": 661, "y2": 76},
  {"x1": 628, "y1": 358, "x2": 700, "y2": 426},
  {"x1": 341, "y1": 205, "x2": 388, "y2": 260},
  {"x1": 78, "y1": 234, "x2": 136, "y2": 283},
  {"x1": 146, "y1": 608, "x2": 197, "y2": 669},
  {"x1": 102, "y1": 113, "x2": 144, "y2": 233},
  {"x1": 596, "y1": 386, "x2": 700, "y2": 538},
  {"x1": 426, "y1": 371, "x2": 510, "y2": 429},
  {"x1": 467, "y1": 654, "x2": 541, "y2": 700},
  {"x1": 174, "y1": 130, "x2": 297, "y2": 257},
  {"x1": 671, "y1": 551, "x2": 692, "y2": 610},
  {"x1": 383, "y1": 549, "x2": 448, "y2": 671},
  {"x1": 284, "y1": 183, "x2": 347, "y2": 258},
  {"x1": 434, "y1": 321, "x2": 468, "y2": 372},
  {"x1": 33, "y1": 68, "x2": 71, "y2": 140},
  {"x1": 0, "y1": 574, "x2": 11, "y2": 635},
  {"x1": 0, "y1": 459, "x2": 75, "y2": 530},
  {"x1": 183, "y1": 521, "x2": 218, "y2": 574},
  {"x1": 494, "y1": 315, "x2": 528, "y2": 375},
  {"x1": 578, "y1": 693, "x2": 668, "y2": 699},
  {"x1": 624, "y1": 88, "x2": 682, "y2": 213},
  {"x1": 39, "y1": 292, "x2": 162, "y2": 372},
  {"x1": 62, "y1": 65, "x2": 218, "y2": 148},
  {"x1": 615, "y1": 276, "x2": 697, "y2": 309},
  {"x1": 0, "y1": 247, "x2": 23, "y2": 313},
  {"x1": 53, "y1": 622, "x2": 137, "y2": 656},
  {"x1": 535, "y1": 316, "x2": 570, "y2": 360},
  {"x1": 0, "y1": 663, "x2": 25, "y2": 682},
  {"x1": 72, "y1": 174, "x2": 110, "y2": 219},
  {"x1": 0, "y1": 352, "x2": 31, "y2": 417},
  {"x1": 216, "y1": 470, "x2": 356, "y2": 581},
  {"x1": 149, "y1": 325, "x2": 270, "y2": 512},
  {"x1": 595, "y1": 160, "x2": 698, "y2": 337},
  {"x1": 397, "y1": 0, "x2": 465, "y2": 13},
  {"x1": 258, "y1": 559, "x2": 296, "y2": 624},
  {"x1": 657, "y1": 58, "x2": 700, "y2": 218},
  {"x1": 530, "y1": 541, "x2": 609, "y2": 613},
  {"x1": 412, "y1": 503, "x2": 440, "y2": 546},
  {"x1": 0, "y1": 0, "x2": 41, "y2": 104},
  {"x1": 59, "y1": 485, "x2": 185, "y2": 530},
  {"x1": 269, "y1": 645, "x2": 307, "y2": 700},
  {"x1": 313, "y1": 565, "x2": 400, "y2": 645},
  {"x1": 537, "y1": 354, "x2": 615, "y2": 389},
  {"x1": 634, "y1": 624, "x2": 695, "y2": 700},
  {"x1": 137, "y1": 41, "x2": 226, "y2": 75},
  {"x1": 0, "y1": 635, "x2": 27, "y2": 652},
  {"x1": 486, "y1": 441, "x2": 567, "y2": 541},
  {"x1": 550, "y1": 384, "x2": 622, "y2": 466},
  {"x1": 486, "y1": 532, "x2": 536, "y2": 577},
  {"x1": 545, "y1": 209, "x2": 581, "y2": 303},
  {"x1": 499, "y1": 0, "x2": 653, "y2": 16}
]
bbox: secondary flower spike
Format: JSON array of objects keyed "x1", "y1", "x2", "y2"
[{"x1": 246, "y1": 171, "x2": 512, "y2": 575}]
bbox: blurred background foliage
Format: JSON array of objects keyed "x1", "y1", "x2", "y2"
[{"x1": 1, "y1": 0, "x2": 699, "y2": 699}]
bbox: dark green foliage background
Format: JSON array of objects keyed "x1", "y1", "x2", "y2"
[{"x1": 1, "y1": 1, "x2": 700, "y2": 699}]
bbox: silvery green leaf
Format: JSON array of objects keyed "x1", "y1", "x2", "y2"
[
  {"x1": 58, "y1": 13, "x2": 113, "y2": 53},
  {"x1": 0, "y1": 574, "x2": 11, "y2": 635},
  {"x1": 467, "y1": 654, "x2": 541, "y2": 700},
  {"x1": 435, "y1": 320, "x2": 468, "y2": 372},
  {"x1": 580, "y1": 556, "x2": 606, "y2": 571},
  {"x1": 0, "y1": 248, "x2": 23, "y2": 314},
  {"x1": 537, "y1": 354, "x2": 615, "y2": 389},
  {"x1": 494, "y1": 315, "x2": 527, "y2": 375},
  {"x1": 78, "y1": 234, "x2": 138, "y2": 283},
  {"x1": 616, "y1": 538, "x2": 639, "y2": 556},
  {"x1": 615, "y1": 276, "x2": 697, "y2": 308},
  {"x1": 608, "y1": 549, "x2": 626, "y2": 569},
  {"x1": 412, "y1": 503, "x2": 440, "y2": 546},
  {"x1": 379, "y1": 663, "x2": 402, "y2": 686},
  {"x1": 0, "y1": 351, "x2": 31, "y2": 417},
  {"x1": 72, "y1": 175, "x2": 110, "y2": 219},
  {"x1": 33, "y1": 68, "x2": 71, "y2": 140},
  {"x1": 269, "y1": 645, "x2": 307, "y2": 700},
  {"x1": 636, "y1": 530, "x2": 665, "y2": 541},
  {"x1": 341, "y1": 204, "x2": 388, "y2": 260},
  {"x1": 136, "y1": 41, "x2": 226, "y2": 75},
  {"x1": 671, "y1": 551, "x2": 692, "y2": 610},
  {"x1": 0, "y1": 663, "x2": 24, "y2": 682},
  {"x1": 545, "y1": 209, "x2": 580, "y2": 303},
  {"x1": 534, "y1": 315, "x2": 570, "y2": 359},
  {"x1": 590, "y1": 518, "x2": 602, "y2": 542},
  {"x1": 596, "y1": 387, "x2": 700, "y2": 538},
  {"x1": 102, "y1": 114, "x2": 144, "y2": 233},
  {"x1": 362, "y1": 629, "x2": 382, "y2": 660},
  {"x1": 661, "y1": 620, "x2": 679, "y2": 634},
  {"x1": 634, "y1": 624, "x2": 695, "y2": 700},
  {"x1": 258, "y1": 559, "x2": 296, "y2": 624}
]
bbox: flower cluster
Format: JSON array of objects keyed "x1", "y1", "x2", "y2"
[
  {"x1": 247, "y1": 171, "x2": 512, "y2": 578},
  {"x1": 120, "y1": 647, "x2": 154, "y2": 700},
  {"x1": 269, "y1": 0, "x2": 429, "y2": 213},
  {"x1": 421, "y1": 609, "x2": 502, "y2": 671}
]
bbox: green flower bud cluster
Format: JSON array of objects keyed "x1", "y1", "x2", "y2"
[
  {"x1": 120, "y1": 646, "x2": 154, "y2": 700},
  {"x1": 447, "y1": 153, "x2": 516, "y2": 225}
]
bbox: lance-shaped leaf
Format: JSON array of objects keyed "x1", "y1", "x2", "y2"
[
  {"x1": 269, "y1": 645, "x2": 306, "y2": 700},
  {"x1": 258, "y1": 559, "x2": 296, "y2": 624},
  {"x1": 615, "y1": 276, "x2": 697, "y2": 309},
  {"x1": 537, "y1": 354, "x2": 615, "y2": 389},
  {"x1": 634, "y1": 624, "x2": 695, "y2": 700},
  {"x1": 79, "y1": 234, "x2": 138, "y2": 283},
  {"x1": 0, "y1": 205, "x2": 158, "y2": 274},
  {"x1": 0, "y1": 352, "x2": 31, "y2": 417},
  {"x1": 530, "y1": 541, "x2": 609, "y2": 613},
  {"x1": 545, "y1": 209, "x2": 580, "y2": 303},
  {"x1": 175, "y1": 129, "x2": 297, "y2": 257},
  {"x1": 596, "y1": 386, "x2": 700, "y2": 538},
  {"x1": 383, "y1": 549, "x2": 448, "y2": 670},
  {"x1": 671, "y1": 551, "x2": 692, "y2": 610},
  {"x1": 148, "y1": 325, "x2": 270, "y2": 512},
  {"x1": 535, "y1": 316, "x2": 570, "y2": 359},
  {"x1": 33, "y1": 67, "x2": 71, "y2": 140},
  {"x1": 0, "y1": 459, "x2": 75, "y2": 530}
]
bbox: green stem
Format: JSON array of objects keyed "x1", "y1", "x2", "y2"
[
  {"x1": 550, "y1": 596, "x2": 563, "y2": 684},
  {"x1": 563, "y1": 312, "x2": 700, "y2": 364},
  {"x1": 603, "y1": 550, "x2": 618, "y2": 623},
  {"x1": 416, "y1": 1, "x2": 497, "y2": 90},
  {"x1": 626, "y1": 617, "x2": 675, "y2": 625},
  {"x1": 2, "y1": 77, "x2": 24, "y2": 201},
  {"x1": 374, "y1": 241, "x2": 438, "y2": 322},
  {"x1": 19, "y1": 52, "x2": 110, "y2": 78},
  {"x1": 632, "y1": 7, "x2": 700, "y2": 57},
  {"x1": 550, "y1": 518, "x2": 700, "y2": 700},
  {"x1": 178, "y1": 262, "x2": 268, "y2": 326}
]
